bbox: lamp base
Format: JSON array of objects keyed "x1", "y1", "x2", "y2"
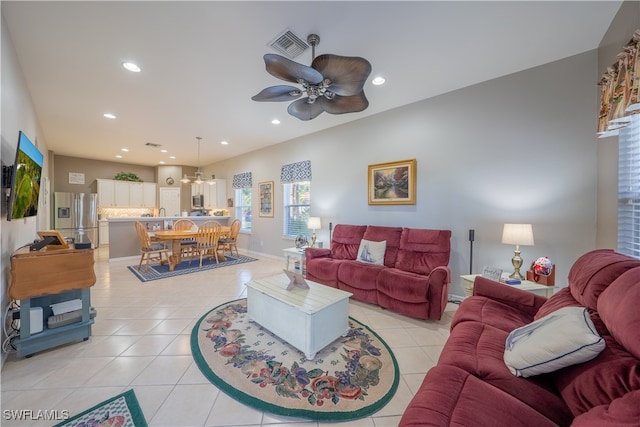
[{"x1": 509, "y1": 248, "x2": 525, "y2": 280}]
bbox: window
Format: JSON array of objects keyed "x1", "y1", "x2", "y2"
[
  {"x1": 232, "y1": 172, "x2": 252, "y2": 232},
  {"x1": 618, "y1": 114, "x2": 640, "y2": 258},
  {"x1": 283, "y1": 181, "x2": 310, "y2": 238},
  {"x1": 235, "y1": 188, "x2": 252, "y2": 231}
]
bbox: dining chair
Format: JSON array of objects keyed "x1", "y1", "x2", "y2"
[
  {"x1": 172, "y1": 218, "x2": 197, "y2": 258},
  {"x1": 218, "y1": 218, "x2": 241, "y2": 257},
  {"x1": 135, "y1": 221, "x2": 169, "y2": 272},
  {"x1": 191, "y1": 222, "x2": 222, "y2": 267}
]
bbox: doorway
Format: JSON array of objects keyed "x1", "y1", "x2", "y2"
[{"x1": 159, "y1": 187, "x2": 181, "y2": 217}]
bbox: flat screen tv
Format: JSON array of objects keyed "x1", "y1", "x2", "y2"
[{"x1": 7, "y1": 131, "x2": 44, "y2": 221}]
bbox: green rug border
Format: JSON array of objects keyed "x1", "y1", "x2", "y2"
[
  {"x1": 53, "y1": 389, "x2": 147, "y2": 427},
  {"x1": 190, "y1": 298, "x2": 400, "y2": 422}
]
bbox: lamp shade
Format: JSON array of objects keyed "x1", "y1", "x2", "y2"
[
  {"x1": 501, "y1": 224, "x2": 534, "y2": 246},
  {"x1": 307, "y1": 217, "x2": 322, "y2": 230}
]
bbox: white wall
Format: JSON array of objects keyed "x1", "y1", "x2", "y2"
[
  {"x1": 1, "y1": 15, "x2": 50, "y2": 366},
  {"x1": 212, "y1": 50, "x2": 599, "y2": 297}
]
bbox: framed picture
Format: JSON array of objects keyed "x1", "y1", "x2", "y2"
[
  {"x1": 368, "y1": 159, "x2": 417, "y2": 205},
  {"x1": 37, "y1": 230, "x2": 69, "y2": 250},
  {"x1": 259, "y1": 181, "x2": 274, "y2": 217}
]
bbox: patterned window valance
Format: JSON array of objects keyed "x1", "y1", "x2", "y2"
[
  {"x1": 281, "y1": 160, "x2": 311, "y2": 183},
  {"x1": 232, "y1": 172, "x2": 252, "y2": 189},
  {"x1": 598, "y1": 29, "x2": 640, "y2": 137}
]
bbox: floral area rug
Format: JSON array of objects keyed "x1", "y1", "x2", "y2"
[
  {"x1": 54, "y1": 389, "x2": 147, "y2": 427},
  {"x1": 191, "y1": 298, "x2": 399, "y2": 421},
  {"x1": 127, "y1": 255, "x2": 257, "y2": 282}
]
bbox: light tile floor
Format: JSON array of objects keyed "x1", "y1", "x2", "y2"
[{"x1": 1, "y1": 247, "x2": 458, "y2": 427}]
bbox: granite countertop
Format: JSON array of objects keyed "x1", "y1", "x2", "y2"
[{"x1": 108, "y1": 216, "x2": 230, "y2": 222}]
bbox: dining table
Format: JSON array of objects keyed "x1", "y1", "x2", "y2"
[{"x1": 153, "y1": 226, "x2": 230, "y2": 271}]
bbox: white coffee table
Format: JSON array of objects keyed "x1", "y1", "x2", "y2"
[{"x1": 246, "y1": 273, "x2": 352, "y2": 360}]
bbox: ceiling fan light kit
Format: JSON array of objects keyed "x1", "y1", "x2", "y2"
[{"x1": 252, "y1": 33, "x2": 372, "y2": 121}]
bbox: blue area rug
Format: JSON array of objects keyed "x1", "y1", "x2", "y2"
[{"x1": 127, "y1": 255, "x2": 258, "y2": 282}]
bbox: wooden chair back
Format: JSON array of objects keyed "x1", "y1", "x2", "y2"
[
  {"x1": 173, "y1": 218, "x2": 197, "y2": 231},
  {"x1": 228, "y1": 219, "x2": 241, "y2": 239}
]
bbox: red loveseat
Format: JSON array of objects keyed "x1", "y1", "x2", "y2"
[
  {"x1": 305, "y1": 224, "x2": 452, "y2": 320},
  {"x1": 399, "y1": 249, "x2": 640, "y2": 426}
]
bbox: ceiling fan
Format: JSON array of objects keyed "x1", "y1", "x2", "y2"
[{"x1": 252, "y1": 34, "x2": 372, "y2": 121}]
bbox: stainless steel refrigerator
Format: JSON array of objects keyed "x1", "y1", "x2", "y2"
[{"x1": 54, "y1": 192, "x2": 99, "y2": 248}]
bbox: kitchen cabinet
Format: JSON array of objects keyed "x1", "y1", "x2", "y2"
[
  {"x1": 96, "y1": 179, "x2": 156, "y2": 208},
  {"x1": 191, "y1": 179, "x2": 227, "y2": 209},
  {"x1": 99, "y1": 221, "x2": 109, "y2": 245},
  {"x1": 205, "y1": 179, "x2": 227, "y2": 209},
  {"x1": 143, "y1": 182, "x2": 156, "y2": 207},
  {"x1": 129, "y1": 182, "x2": 157, "y2": 208},
  {"x1": 96, "y1": 179, "x2": 115, "y2": 207},
  {"x1": 114, "y1": 181, "x2": 130, "y2": 207}
]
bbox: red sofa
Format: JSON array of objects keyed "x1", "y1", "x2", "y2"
[
  {"x1": 399, "y1": 249, "x2": 640, "y2": 426},
  {"x1": 305, "y1": 224, "x2": 451, "y2": 320}
]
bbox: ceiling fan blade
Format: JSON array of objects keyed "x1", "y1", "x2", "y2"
[
  {"x1": 251, "y1": 85, "x2": 302, "y2": 102},
  {"x1": 319, "y1": 92, "x2": 369, "y2": 115},
  {"x1": 264, "y1": 54, "x2": 323, "y2": 85},
  {"x1": 287, "y1": 98, "x2": 325, "y2": 121},
  {"x1": 312, "y1": 54, "x2": 372, "y2": 96}
]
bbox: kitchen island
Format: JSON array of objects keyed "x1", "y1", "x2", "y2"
[{"x1": 108, "y1": 216, "x2": 230, "y2": 261}]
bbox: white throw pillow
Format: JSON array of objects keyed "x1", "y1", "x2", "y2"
[
  {"x1": 504, "y1": 306, "x2": 605, "y2": 378},
  {"x1": 356, "y1": 239, "x2": 386, "y2": 265}
]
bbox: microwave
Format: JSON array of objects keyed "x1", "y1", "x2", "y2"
[{"x1": 192, "y1": 194, "x2": 204, "y2": 208}]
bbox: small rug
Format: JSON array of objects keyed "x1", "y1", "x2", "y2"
[
  {"x1": 54, "y1": 389, "x2": 147, "y2": 427},
  {"x1": 127, "y1": 255, "x2": 257, "y2": 282},
  {"x1": 191, "y1": 299, "x2": 399, "y2": 421}
]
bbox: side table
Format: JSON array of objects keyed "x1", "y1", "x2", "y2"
[{"x1": 461, "y1": 274, "x2": 556, "y2": 298}]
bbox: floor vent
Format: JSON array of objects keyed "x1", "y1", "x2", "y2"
[
  {"x1": 269, "y1": 29, "x2": 309, "y2": 59},
  {"x1": 145, "y1": 142, "x2": 162, "y2": 148}
]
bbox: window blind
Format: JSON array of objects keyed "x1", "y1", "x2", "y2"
[{"x1": 618, "y1": 114, "x2": 640, "y2": 258}]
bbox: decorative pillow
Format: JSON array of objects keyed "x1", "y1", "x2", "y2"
[
  {"x1": 356, "y1": 239, "x2": 386, "y2": 265},
  {"x1": 504, "y1": 306, "x2": 605, "y2": 378}
]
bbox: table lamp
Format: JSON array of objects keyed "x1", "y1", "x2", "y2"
[
  {"x1": 307, "y1": 217, "x2": 322, "y2": 247},
  {"x1": 501, "y1": 223, "x2": 534, "y2": 280}
]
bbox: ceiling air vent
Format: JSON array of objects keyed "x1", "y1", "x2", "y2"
[
  {"x1": 145, "y1": 142, "x2": 162, "y2": 148},
  {"x1": 269, "y1": 29, "x2": 309, "y2": 59}
]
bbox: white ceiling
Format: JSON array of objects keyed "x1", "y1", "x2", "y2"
[{"x1": 2, "y1": 1, "x2": 622, "y2": 167}]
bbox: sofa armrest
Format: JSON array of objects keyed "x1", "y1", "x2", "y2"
[
  {"x1": 305, "y1": 247, "x2": 331, "y2": 262},
  {"x1": 570, "y1": 390, "x2": 640, "y2": 426},
  {"x1": 473, "y1": 276, "x2": 547, "y2": 316}
]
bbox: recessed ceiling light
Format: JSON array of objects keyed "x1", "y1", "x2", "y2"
[
  {"x1": 160, "y1": 149, "x2": 168, "y2": 153},
  {"x1": 123, "y1": 62, "x2": 141, "y2": 72},
  {"x1": 115, "y1": 155, "x2": 123, "y2": 159},
  {"x1": 103, "y1": 113, "x2": 116, "y2": 119},
  {"x1": 170, "y1": 156, "x2": 176, "y2": 159},
  {"x1": 221, "y1": 141, "x2": 229, "y2": 145},
  {"x1": 271, "y1": 119, "x2": 281, "y2": 125},
  {"x1": 159, "y1": 161, "x2": 165, "y2": 164},
  {"x1": 121, "y1": 148, "x2": 129, "y2": 152},
  {"x1": 372, "y1": 76, "x2": 386, "y2": 85}
]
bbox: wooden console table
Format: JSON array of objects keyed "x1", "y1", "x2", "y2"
[{"x1": 10, "y1": 246, "x2": 96, "y2": 357}]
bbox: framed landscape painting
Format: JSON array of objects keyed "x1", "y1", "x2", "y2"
[
  {"x1": 259, "y1": 181, "x2": 274, "y2": 217},
  {"x1": 368, "y1": 159, "x2": 416, "y2": 205}
]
